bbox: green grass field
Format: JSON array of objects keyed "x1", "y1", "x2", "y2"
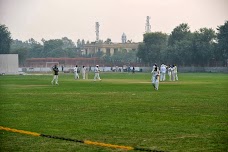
[{"x1": 0, "y1": 72, "x2": 227, "y2": 152}]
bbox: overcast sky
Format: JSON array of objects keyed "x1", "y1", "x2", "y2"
[{"x1": 0, "y1": 0, "x2": 227, "y2": 43}]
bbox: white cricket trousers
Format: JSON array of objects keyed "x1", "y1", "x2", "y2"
[
  {"x1": 160, "y1": 72, "x2": 166, "y2": 81},
  {"x1": 152, "y1": 76, "x2": 159, "y2": 90},
  {"x1": 52, "y1": 75, "x2": 58, "y2": 84},
  {"x1": 94, "y1": 73, "x2": 101, "y2": 81},
  {"x1": 74, "y1": 72, "x2": 79, "y2": 79},
  {"x1": 82, "y1": 72, "x2": 86, "y2": 79}
]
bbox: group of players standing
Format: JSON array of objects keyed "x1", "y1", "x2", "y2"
[
  {"x1": 73, "y1": 65, "x2": 101, "y2": 81},
  {"x1": 51, "y1": 64, "x2": 102, "y2": 85},
  {"x1": 151, "y1": 63, "x2": 178, "y2": 90},
  {"x1": 51, "y1": 64, "x2": 178, "y2": 91}
]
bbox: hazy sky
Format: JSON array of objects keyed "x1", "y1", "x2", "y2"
[{"x1": 0, "y1": 0, "x2": 227, "y2": 43}]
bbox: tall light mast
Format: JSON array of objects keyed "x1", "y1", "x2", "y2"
[
  {"x1": 145, "y1": 16, "x2": 151, "y2": 33},
  {"x1": 95, "y1": 22, "x2": 100, "y2": 42}
]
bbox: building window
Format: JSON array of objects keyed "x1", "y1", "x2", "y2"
[
  {"x1": 106, "y1": 49, "x2": 111, "y2": 56},
  {"x1": 114, "y1": 48, "x2": 118, "y2": 54}
]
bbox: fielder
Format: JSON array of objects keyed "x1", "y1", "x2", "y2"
[
  {"x1": 173, "y1": 64, "x2": 178, "y2": 81},
  {"x1": 81, "y1": 65, "x2": 86, "y2": 79},
  {"x1": 151, "y1": 64, "x2": 160, "y2": 90},
  {"x1": 168, "y1": 65, "x2": 172, "y2": 81},
  {"x1": 160, "y1": 64, "x2": 166, "y2": 81},
  {"x1": 51, "y1": 65, "x2": 59, "y2": 85},
  {"x1": 94, "y1": 65, "x2": 101, "y2": 81},
  {"x1": 74, "y1": 65, "x2": 79, "y2": 79}
]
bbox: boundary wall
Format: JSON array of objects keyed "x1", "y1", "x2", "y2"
[{"x1": 18, "y1": 66, "x2": 228, "y2": 73}]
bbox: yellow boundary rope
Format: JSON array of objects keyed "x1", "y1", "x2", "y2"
[
  {"x1": 84, "y1": 140, "x2": 134, "y2": 150},
  {"x1": 0, "y1": 126, "x2": 40, "y2": 136},
  {"x1": 0, "y1": 126, "x2": 166, "y2": 152}
]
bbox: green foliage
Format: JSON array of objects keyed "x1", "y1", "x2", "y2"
[
  {"x1": 0, "y1": 24, "x2": 12, "y2": 54},
  {"x1": 217, "y1": 21, "x2": 228, "y2": 64},
  {"x1": 112, "y1": 49, "x2": 136, "y2": 63},
  {"x1": 103, "y1": 49, "x2": 137, "y2": 65},
  {"x1": 104, "y1": 38, "x2": 112, "y2": 44},
  {"x1": 62, "y1": 37, "x2": 76, "y2": 49},
  {"x1": 42, "y1": 39, "x2": 64, "y2": 57},
  {"x1": 137, "y1": 22, "x2": 226, "y2": 66},
  {"x1": 10, "y1": 39, "x2": 31, "y2": 66},
  {"x1": 192, "y1": 28, "x2": 216, "y2": 66},
  {"x1": 168, "y1": 23, "x2": 191, "y2": 46},
  {"x1": 10, "y1": 37, "x2": 79, "y2": 61},
  {"x1": 165, "y1": 39, "x2": 193, "y2": 66},
  {"x1": 0, "y1": 73, "x2": 227, "y2": 152},
  {"x1": 10, "y1": 48, "x2": 29, "y2": 66},
  {"x1": 165, "y1": 23, "x2": 193, "y2": 66},
  {"x1": 2, "y1": 21, "x2": 228, "y2": 67},
  {"x1": 137, "y1": 32, "x2": 168, "y2": 65}
]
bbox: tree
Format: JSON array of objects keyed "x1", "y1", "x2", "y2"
[
  {"x1": 28, "y1": 43, "x2": 43, "y2": 58},
  {"x1": 0, "y1": 24, "x2": 12, "y2": 54},
  {"x1": 217, "y1": 21, "x2": 228, "y2": 66},
  {"x1": 111, "y1": 49, "x2": 136, "y2": 64},
  {"x1": 42, "y1": 39, "x2": 64, "y2": 57},
  {"x1": 10, "y1": 39, "x2": 30, "y2": 65},
  {"x1": 62, "y1": 37, "x2": 76, "y2": 49},
  {"x1": 168, "y1": 23, "x2": 191, "y2": 46},
  {"x1": 137, "y1": 32, "x2": 168, "y2": 65},
  {"x1": 11, "y1": 48, "x2": 29, "y2": 66},
  {"x1": 166, "y1": 23, "x2": 193, "y2": 66},
  {"x1": 165, "y1": 39, "x2": 193, "y2": 66},
  {"x1": 76, "y1": 39, "x2": 81, "y2": 48},
  {"x1": 104, "y1": 38, "x2": 112, "y2": 44},
  {"x1": 192, "y1": 28, "x2": 216, "y2": 66},
  {"x1": 81, "y1": 39, "x2": 85, "y2": 46}
]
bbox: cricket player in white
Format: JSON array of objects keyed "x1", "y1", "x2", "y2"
[
  {"x1": 94, "y1": 65, "x2": 101, "y2": 81},
  {"x1": 51, "y1": 65, "x2": 59, "y2": 85},
  {"x1": 171, "y1": 65, "x2": 175, "y2": 81},
  {"x1": 168, "y1": 65, "x2": 172, "y2": 81},
  {"x1": 160, "y1": 64, "x2": 166, "y2": 81},
  {"x1": 151, "y1": 64, "x2": 160, "y2": 90},
  {"x1": 81, "y1": 65, "x2": 86, "y2": 79},
  {"x1": 173, "y1": 65, "x2": 178, "y2": 81},
  {"x1": 74, "y1": 65, "x2": 79, "y2": 79}
]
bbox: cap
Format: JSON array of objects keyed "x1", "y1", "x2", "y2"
[{"x1": 96, "y1": 65, "x2": 99, "y2": 67}]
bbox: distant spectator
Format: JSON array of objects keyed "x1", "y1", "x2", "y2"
[
  {"x1": 61, "y1": 65, "x2": 64, "y2": 72},
  {"x1": 132, "y1": 66, "x2": 135, "y2": 74}
]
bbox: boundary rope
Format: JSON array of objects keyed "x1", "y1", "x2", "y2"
[{"x1": 0, "y1": 126, "x2": 167, "y2": 152}]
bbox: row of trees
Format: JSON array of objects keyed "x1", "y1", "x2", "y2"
[
  {"x1": 10, "y1": 37, "x2": 81, "y2": 65},
  {"x1": 0, "y1": 24, "x2": 138, "y2": 66},
  {"x1": 137, "y1": 21, "x2": 228, "y2": 66},
  {"x1": 1, "y1": 21, "x2": 228, "y2": 66}
]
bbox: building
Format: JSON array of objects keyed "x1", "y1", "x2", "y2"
[{"x1": 82, "y1": 42, "x2": 139, "y2": 56}]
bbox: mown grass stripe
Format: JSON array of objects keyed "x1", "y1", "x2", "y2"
[{"x1": 0, "y1": 126, "x2": 167, "y2": 152}]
